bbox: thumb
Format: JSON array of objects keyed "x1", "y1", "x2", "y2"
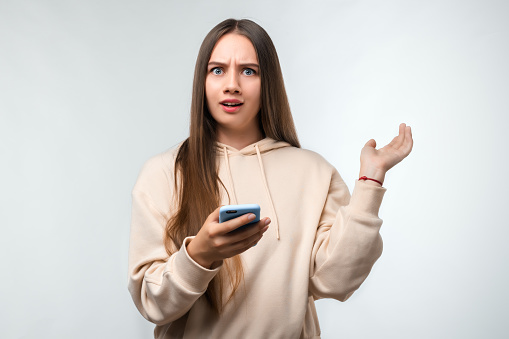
[{"x1": 364, "y1": 139, "x2": 376, "y2": 148}]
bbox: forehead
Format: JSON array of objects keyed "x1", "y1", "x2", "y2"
[{"x1": 209, "y1": 33, "x2": 258, "y2": 63}]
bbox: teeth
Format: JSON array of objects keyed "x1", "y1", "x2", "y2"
[{"x1": 223, "y1": 102, "x2": 241, "y2": 106}]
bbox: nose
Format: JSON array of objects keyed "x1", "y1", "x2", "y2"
[{"x1": 223, "y1": 71, "x2": 241, "y2": 94}]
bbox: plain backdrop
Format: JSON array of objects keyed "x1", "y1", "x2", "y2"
[{"x1": 1, "y1": 0, "x2": 508, "y2": 338}]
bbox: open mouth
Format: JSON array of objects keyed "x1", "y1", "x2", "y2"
[{"x1": 221, "y1": 102, "x2": 243, "y2": 107}]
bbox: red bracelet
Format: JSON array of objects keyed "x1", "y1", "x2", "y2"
[{"x1": 358, "y1": 176, "x2": 383, "y2": 186}]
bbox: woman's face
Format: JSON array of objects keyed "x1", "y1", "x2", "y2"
[{"x1": 205, "y1": 33, "x2": 261, "y2": 136}]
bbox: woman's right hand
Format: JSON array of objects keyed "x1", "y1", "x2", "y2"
[{"x1": 186, "y1": 206, "x2": 271, "y2": 269}]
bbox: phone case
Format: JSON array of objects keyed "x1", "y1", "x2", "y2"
[{"x1": 219, "y1": 204, "x2": 261, "y2": 228}]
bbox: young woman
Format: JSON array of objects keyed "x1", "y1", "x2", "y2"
[{"x1": 128, "y1": 18, "x2": 413, "y2": 338}]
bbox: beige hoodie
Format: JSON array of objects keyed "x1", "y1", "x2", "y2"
[{"x1": 128, "y1": 138, "x2": 386, "y2": 338}]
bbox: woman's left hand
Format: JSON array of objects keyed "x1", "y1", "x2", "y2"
[{"x1": 359, "y1": 123, "x2": 413, "y2": 185}]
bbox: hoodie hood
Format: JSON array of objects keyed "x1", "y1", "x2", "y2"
[
  {"x1": 216, "y1": 137, "x2": 292, "y2": 156},
  {"x1": 216, "y1": 138, "x2": 292, "y2": 240}
]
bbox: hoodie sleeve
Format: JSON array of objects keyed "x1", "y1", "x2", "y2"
[
  {"x1": 127, "y1": 154, "x2": 222, "y2": 325},
  {"x1": 309, "y1": 168, "x2": 386, "y2": 302}
]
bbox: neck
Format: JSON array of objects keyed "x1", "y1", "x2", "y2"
[{"x1": 216, "y1": 127, "x2": 264, "y2": 150}]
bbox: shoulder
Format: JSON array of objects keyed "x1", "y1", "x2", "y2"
[
  {"x1": 265, "y1": 145, "x2": 345, "y2": 185},
  {"x1": 132, "y1": 143, "x2": 182, "y2": 198},
  {"x1": 271, "y1": 146, "x2": 336, "y2": 171},
  {"x1": 139, "y1": 145, "x2": 179, "y2": 175}
]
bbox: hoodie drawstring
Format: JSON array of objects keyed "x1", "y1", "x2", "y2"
[
  {"x1": 223, "y1": 146, "x2": 238, "y2": 205},
  {"x1": 221, "y1": 143, "x2": 281, "y2": 240},
  {"x1": 255, "y1": 144, "x2": 280, "y2": 240}
]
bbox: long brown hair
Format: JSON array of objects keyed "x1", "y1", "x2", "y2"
[{"x1": 165, "y1": 18, "x2": 300, "y2": 314}]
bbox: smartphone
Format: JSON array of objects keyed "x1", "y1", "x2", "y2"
[{"x1": 219, "y1": 204, "x2": 261, "y2": 231}]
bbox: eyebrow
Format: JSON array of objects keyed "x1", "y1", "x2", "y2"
[{"x1": 208, "y1": 61, "x2": 260, "y2": 69}]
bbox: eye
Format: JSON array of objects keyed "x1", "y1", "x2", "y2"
[
  {"x1": 211, "y1": 67, "x2": 223, "y2": 75},
  {"x1": 243, "y1": 68, "x2": 256, "y2": 76}
]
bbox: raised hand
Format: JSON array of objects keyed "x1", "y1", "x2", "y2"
[
  {"x1": 186, "y1": 207, "x2": 270, "y2": 269},
  {"x1": 359, "y1": 123, "x2": 413, "y2": 185}
]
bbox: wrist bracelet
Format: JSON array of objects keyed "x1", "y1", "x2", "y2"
[{"x1": 358, "y1": 176, "x2": 383, "y2": 186}]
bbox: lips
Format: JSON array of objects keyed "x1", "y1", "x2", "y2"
[
  {"x1": 220, "y1": 99, "x2": 243, "y2": 113},
  {"x1": 220, "y1": 99, "x2": 243, "y2": 107}
]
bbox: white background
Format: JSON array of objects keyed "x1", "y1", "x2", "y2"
[{"x1": 1, "y1": 0, "x2": 508, "y2": 338}]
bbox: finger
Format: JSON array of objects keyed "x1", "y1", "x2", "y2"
[
  {"x1": 207, "y1": 205, "x2": 240, "y2": 235},
  {"x1": 207, "y1": 206, "x2": 221, "y2": 223},
  {"x1": 396, "y1": 125, "x2": 413, "y2": 158},
  {"x1": 229, "y1": 225, "x2": 268, "y2": 253},
  {"x1": 374, "y1": 123, "x2": 407, "y2": 151},
  {"x1": 386, "y1": 134, "x2": 400, "y2": 148},
  {"x1": 213, "y1": 219, "x2": 269, "y2": 253},
  {"x1": 220, "y1": 213, "x2": 259, "y2": 234},
  {"x1": 385, "y1": 123, "x2": 404, "y2": 148},
  {"x1": 403, "y1": 126, "x2": 413, "y2": 155},
  {"x1": 228, "y1": 217, "x2": 270, "y2": 241},
  {"x1": 392, "y1": 123, "x2": 407, "y2": 149},
  {"x1": 399, "y1": 124, "x2": 409, "y2": 145},
  {"x1": 364, "y1": 139, "x2": 376, "y2": 148}
]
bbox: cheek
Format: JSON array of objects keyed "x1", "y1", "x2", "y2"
[{"x1": 246, "y1": 80, "x2": 261, "y2": 102}]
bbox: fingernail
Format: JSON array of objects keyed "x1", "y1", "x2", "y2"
[
  {"x1": 265, "y1": 218, "x2": 271, "y2": 225},
  {"x1": 247, "y1": 213, "x2": 256, "y2": 221}
]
